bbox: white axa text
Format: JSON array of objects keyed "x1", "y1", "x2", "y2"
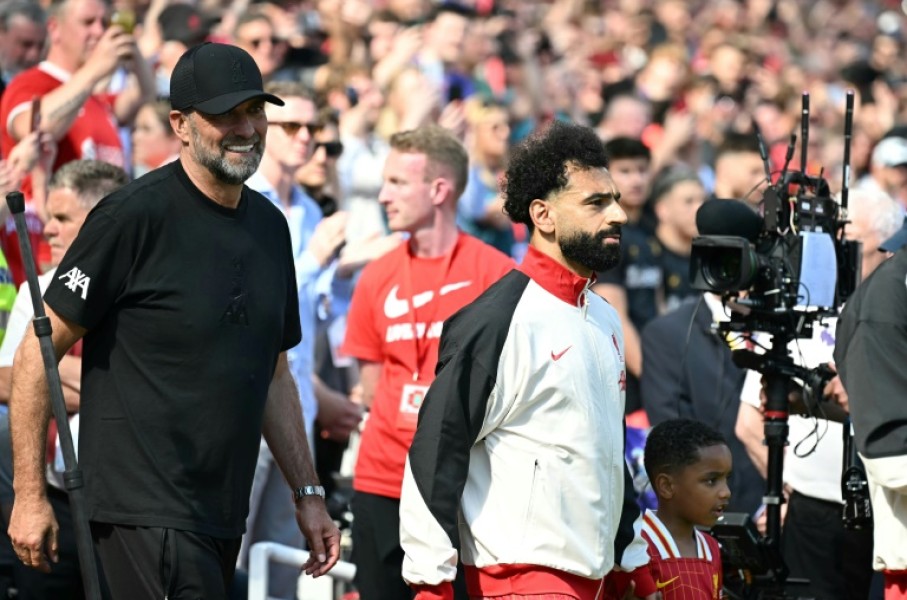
[{"x1": 58, "y1": 267, "x2": 91, "y2": 299}]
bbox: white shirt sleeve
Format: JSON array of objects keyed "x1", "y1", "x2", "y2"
[
  {"x1": 0, "y1": 271, "x2": 54, "y2": 367},
  {"x1": 0, "y1": 281, "x2": 34, "y2": 367}
]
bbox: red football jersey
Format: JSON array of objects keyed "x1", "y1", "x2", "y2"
[
  {"x1": 0, "y1": 62, "x2": 125, "y2": 285},
  {"x1": 342, "y1": 233, "x2": 513, "y2": 498},
  {"x1": 642, "y1": 511, "x2": 723, "y2": 600},
  {"x1": 0, "y1": 62, "x2": 125, "y2": 173}
]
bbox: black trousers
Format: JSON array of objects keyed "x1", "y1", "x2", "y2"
[
  {"x1": 351, "y1": 491, "x2": 468, "y2": 600},
  {"x1": 781, "y1": 491, "x2": 874, "y2": 600},
  {"x1": 91, "y1": 523, "x2": 241, "y2": 600}
]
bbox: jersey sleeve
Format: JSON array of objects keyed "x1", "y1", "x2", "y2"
[
  {"x1": 44, "y1": 205, "x2": 136, "y2": 331},
  {"x1": 1, "y1": 71, "x2": 56, "y2": 140}
]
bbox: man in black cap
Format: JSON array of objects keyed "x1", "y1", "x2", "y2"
[{"x1": 7, "y1": 42, "x2": 340, "y2": 598}]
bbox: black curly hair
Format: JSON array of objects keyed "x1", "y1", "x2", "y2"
[
  {"x1": 502, "y1": 121, "x2": 609, "y2": 231},
  {"x1": 644, "y1": 419, "x2": 728, "y2": 481}
]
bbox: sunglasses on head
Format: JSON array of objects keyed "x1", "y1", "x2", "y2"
[
  {"x1": 314, "y1": 141, "x2": 343, "y2": 158},
  {"x1": 267, "y1": 121, "x2": 323, "y2": 137}
]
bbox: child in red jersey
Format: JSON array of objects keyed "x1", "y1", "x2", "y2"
[{"x1": 606, "y1": 419, "x2": 732, "y2": 600}]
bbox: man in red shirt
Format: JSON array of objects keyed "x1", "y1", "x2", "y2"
[
  {"x1": 342, "y1": 125, "x2": 513, "y2": 600},
  {"x1": 0, "y1": 0, "x2": 154, "y2": 285}
]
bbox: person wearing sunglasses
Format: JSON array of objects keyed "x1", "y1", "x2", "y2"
[
  {"x1": 242, "y1": 80, "x2": 361, "y2": 600},
  {"x1": 231, "y1": 8, "x2": 287, "y2": 82},
  {"x1": 296, "y1": 109, "x2": 344, "y2": 217}
]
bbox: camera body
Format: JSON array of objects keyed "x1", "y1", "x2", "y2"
[{"x1": 690, "y1": 169, "x2": 860, "y2": 335}]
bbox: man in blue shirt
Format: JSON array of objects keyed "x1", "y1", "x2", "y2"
[{"x1": 243, "y1": 80, "x2": 361, "y2": 598}]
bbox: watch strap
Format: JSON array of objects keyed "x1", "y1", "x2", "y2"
[{"x1": 293, "y1": 485, "x2": 326, "y2": 502}]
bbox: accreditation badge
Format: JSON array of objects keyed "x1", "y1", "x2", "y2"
[{"x1": 396, "y1": 382, "x2": 430, "y2": 431}]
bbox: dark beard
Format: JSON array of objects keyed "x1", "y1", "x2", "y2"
[{"x1": 559, "y1": 229, "x2": 621, "y2": 273}]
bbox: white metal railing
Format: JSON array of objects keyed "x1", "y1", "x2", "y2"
[{"x1": 248, "y1": 541, "x2": 357, "y2": 600}]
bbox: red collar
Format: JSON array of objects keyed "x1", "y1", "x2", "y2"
[{"x1": 519, "y1": 246, "x2": 593, "y2": 305}]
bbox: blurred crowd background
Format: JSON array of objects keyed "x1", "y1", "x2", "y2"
[
  {"x1": 1, "y1": 0, "x2": 907, "y2": 598},
  {"x1": 3, "y1": 0, "x2": 907, "y2": 263}
]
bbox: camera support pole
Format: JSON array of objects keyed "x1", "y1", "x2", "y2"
[
  {"x1": 6, "y1": 192, "x2": 102, "y2": 600},
  {"x1": 761, "y1": 330, "x2": 793, "y2": 585}
]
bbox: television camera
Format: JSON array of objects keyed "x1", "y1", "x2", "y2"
[{"x1": 690, "y1": 92, "x2": 872, "y2": 598}]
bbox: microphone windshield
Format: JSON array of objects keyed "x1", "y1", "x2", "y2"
[{"x1": 696, "y1": 199, "x2": 764, "y2": 242}]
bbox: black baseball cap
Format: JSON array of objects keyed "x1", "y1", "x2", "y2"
[{"x1": 170, "y1": 42, "x2": 284, "y2": 115}]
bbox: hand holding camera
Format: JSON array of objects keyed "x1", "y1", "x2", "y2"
[
  {"x1": 109, "y1": 8, "x2": 136, "y2": 34},
  {"x1": 83, "y1": 11, "x2": 138, "y2": 82}
]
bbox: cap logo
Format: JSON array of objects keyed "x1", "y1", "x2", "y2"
[{"x1": 231, "y1": 59, "x2": 247, "y2": 84}]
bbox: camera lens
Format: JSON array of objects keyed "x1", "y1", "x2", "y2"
[
  {"x1": 704, "y1": 252, "x2": 743, "y2": 289},
  {"x1": 716, "y1": 253, "x2": 742, "y2": 280}
]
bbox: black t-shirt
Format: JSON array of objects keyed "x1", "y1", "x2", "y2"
[
  {"x1": 659, "y1": 243, "x2": 696, "y2": 313},
  {"x1": 45, "y1": 160, "x2": 302, "y2": 538},
  {"x1": 598, "y1": 225, "x2": 696, "y2": 332},
  {"x1": 598, "y1": 226, "x2": 696, "y2": 414}
]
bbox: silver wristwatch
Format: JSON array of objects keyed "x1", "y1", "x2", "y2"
[{"x1": 293, "y1": 485, "x2": 326, "y2": 502}]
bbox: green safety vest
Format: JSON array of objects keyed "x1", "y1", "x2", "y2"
[{"x1": 0, "y1": 250, "x2": 17, "y2": 344}]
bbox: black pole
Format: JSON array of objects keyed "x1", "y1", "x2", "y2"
[
  {"x1": 840, "y1": 90, "x2": 855, "y2": 212},
  {"x1": 800, "y1": 92, "x2": 809, "y2": 176},
  {"x1": 6, "y1": 191, "x2": 102, "y2": 599},
  {"x1": 761, "y1": 331, "x2": 792, "y2": 587}
]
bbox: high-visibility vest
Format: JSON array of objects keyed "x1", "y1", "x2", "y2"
[{"x1": 0, "y1": 249, "x2": 17, "y2": 344}]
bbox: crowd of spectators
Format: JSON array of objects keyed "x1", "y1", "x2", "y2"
[{"x1": 0, "y1": 0, "x2": 907, "y2": 598}]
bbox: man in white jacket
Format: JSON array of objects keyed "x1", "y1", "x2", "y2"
[{"x1": 399, "y1": 121, "x2": 655, "y2": 600}]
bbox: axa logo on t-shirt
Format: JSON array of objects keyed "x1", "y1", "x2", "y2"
[
  {"x1": 383, "y1": 281, "x2": 472, "y2": 319},
  {"x1": 58, "y1": 267, "x2": 90, "y2": 299}
]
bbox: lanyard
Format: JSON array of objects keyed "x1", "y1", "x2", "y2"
[{"x1": 403, "y1": 237, "x2": 458, "y2": 381}]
